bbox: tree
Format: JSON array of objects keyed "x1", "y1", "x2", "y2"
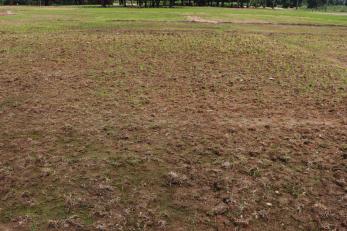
[
  {"x1": 307, "y1": 0, "x2": 325, "y2": 8},
  {"x1": 101, "y1": 0, "x2": 113, "y2": 7}
]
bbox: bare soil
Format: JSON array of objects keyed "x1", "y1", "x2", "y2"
[
  {"x1": 187, "y1": 16, "x2": 220, "y2": 24},
  {"x1": 0, "y1": 10, "x2": 14, "y2": 16},
  {"x1": 186, "y1": 15, "x2": 269, "y2": 24},
  {"x1": 0, "y1": 25, "x2": 346, "y2": 231}
]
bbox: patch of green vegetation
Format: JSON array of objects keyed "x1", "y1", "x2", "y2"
[
  {"x1": 155, "y1": 189, "x2": 199, "y2": 229},
  {"x1": 283, "y1": 182, "x2": 304, "y2": 198},
  {"x1": 0, "y1": 6, "x2": 347, "y2": 33},
  {"x1": 0, "y1": 199, "x2": 67, "y2": 223},
  {"x1": 76, "y1": 210, "x2": 94, "y2": 226},
  {"x1": 95, "y1": 88, "x2": 111, "y2": 97},
  {"x1": 29, "y1": 130, "x2": 43, "y2": 140},
  {"x1": 248, "y1": 167, "x2": 261, "y2": 178},
  {"x1": 107, "y1": 154, "x2": 144, "y2": 168}
]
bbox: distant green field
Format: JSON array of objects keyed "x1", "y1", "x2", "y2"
[{"x1": 0, "y1": 6, "x2": 346, "y2": 32}]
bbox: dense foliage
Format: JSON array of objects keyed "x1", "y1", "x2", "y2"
[{"x1": 0, "y1": 0, "x2": 346, "y2": 11}]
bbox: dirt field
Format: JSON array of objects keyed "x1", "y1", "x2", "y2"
[{"x1": 0, "y1": 6, "x2": 347, "y2": 231}]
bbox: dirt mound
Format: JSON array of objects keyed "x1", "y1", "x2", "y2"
[{"x1": 186, "y1": 16, "x2": 219, "y2": 24}]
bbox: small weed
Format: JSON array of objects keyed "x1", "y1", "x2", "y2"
[
  {"x1": 284, "y1": 182, "x2": 304, "y2": 198},
  {"x1": 248, "y1": 167, "x2": 261, "y2": 178}
]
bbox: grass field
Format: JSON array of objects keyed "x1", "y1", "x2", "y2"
[
  {"x1": 0, "y1": 6, "x2": 347, "y2": 231},
  {"x1": 0, "y1": 6, "x2": 347, "y2": 32}
]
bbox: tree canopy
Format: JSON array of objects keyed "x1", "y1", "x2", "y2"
[{"x1": 1, "y1": 0, "x2": 346, "y2": 9}]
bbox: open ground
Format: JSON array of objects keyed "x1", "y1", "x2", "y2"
[{"x1": 0, "y1": 6, "x2": 346, "y2": 231}]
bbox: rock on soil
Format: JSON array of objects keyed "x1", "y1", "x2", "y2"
[{"x1": 165, "y1": 171, "x2": 188, "y2": 186}]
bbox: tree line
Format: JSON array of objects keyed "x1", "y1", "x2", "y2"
[{"x1": 1, "y1": 0, "x2": 346, "y2": 9}]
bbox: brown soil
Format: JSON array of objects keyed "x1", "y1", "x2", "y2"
[
  {"x1": 0, "y1": 224, "x2": 14, "y2": 231},
  {"x1": 0, "y1": 26, "x2": 346, "y2": 230}
]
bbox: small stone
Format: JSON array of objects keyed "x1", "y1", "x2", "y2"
[
  {"x1": 98, "y1": 184, "x2": 113, "y2": 191},
  {"x1": 96, "y1": 224, "x2": 106, "y2": 230},
  {"x1": 335, "y1": 179, "x2": 346, "y2": 187},
  {"x1": 41, "y1": 167, "x2": 52, "y2": 177},
  {"x1": 257, "y1": 210, "x2": 269, "y2": 220},
  {"x1": 222, "y1": 161, "x2": 231, "y2": 169},
  {"x1": 222, "y1": 195, "x2": 233, "y2": 204},
  {"x1": 234, "y1": 217, "x2": 249, "y2": 226},
  {"x1": 157, "y1": 219, "x2": 167, "y2": 227},
  {"x1": 266, "y1": 202, "x2": 272, "y2": 207},
  {"x1": 166, "y1": 171, "x2": 188, "y2": 186}
]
